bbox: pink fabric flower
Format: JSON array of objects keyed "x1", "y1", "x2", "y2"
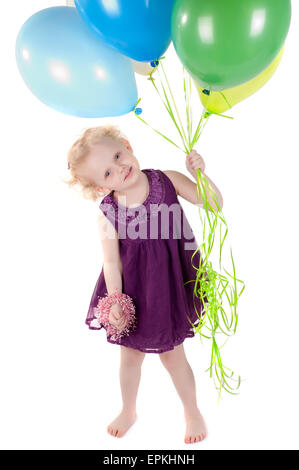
[{"x1": 95, "y1": 291, "x2": 137, "y2": 341}]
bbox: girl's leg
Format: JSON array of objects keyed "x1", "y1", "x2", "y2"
[
  {"x1": 107, "y1": 345, "x2": 145, "y2": 438},
  {"x1": 119, "y1": 345, "x2": 146, "y2": 414},
  {"x1": 159, "y1": 343, "x2": 207, "y2": 443}
]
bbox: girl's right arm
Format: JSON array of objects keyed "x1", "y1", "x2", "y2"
[
  {"x1": 98, "y1": 211, "x2": 122, "y2": 295},
  {"x1": 98, "y1": 212, "x2": 126, "y2": 330}
]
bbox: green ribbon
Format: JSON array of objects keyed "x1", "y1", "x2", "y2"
[{"x1": 133, "y1": 58, "x2": 245, "y2": 399}]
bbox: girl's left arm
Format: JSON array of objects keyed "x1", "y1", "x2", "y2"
[{"x1": 163, "y1": 151, "x2": 223, "y2": 211}]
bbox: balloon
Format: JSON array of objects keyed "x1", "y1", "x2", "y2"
[
  {"x1": 74, "y1": 0, "x2": 174, "y2": 62},
  {"x1": 15, "y1": 6, "x2": 138, "y2": 118},
  {"x1": 196, "y1": 47, "x2": 284, "y2": 114},
  {"x1": 171, "y1": 0, "x2": 291, "y2": 91}
]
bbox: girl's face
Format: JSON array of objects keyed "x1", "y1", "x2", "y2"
[{"x1": 77, "y1": 136, "x2": 140, "y2": 194}]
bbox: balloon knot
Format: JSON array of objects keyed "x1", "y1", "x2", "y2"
[
  {"x1": 135, "y1": 107, "x2": 142, "y2": 115},
  {"x1": 202, "y1": 89, "x2": 210, "y2": 95},
  {"x1": 150, "y1": 60, "x2": 159, "y2": 67}
]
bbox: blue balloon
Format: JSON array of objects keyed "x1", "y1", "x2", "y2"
[
  {"x1": 15, "y1": 6, "x2": 138, "y2": 118},
  {"x1": 74, "y1": 0, "x2": 175, "y2": 62}
]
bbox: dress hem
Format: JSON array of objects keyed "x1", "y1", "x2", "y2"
[
  {"x1": 106, "y1": 331, "x2": 196, "y2": 353},
  {"x1": 85, "y1": 317, "x2": 197, "y2": 353}
]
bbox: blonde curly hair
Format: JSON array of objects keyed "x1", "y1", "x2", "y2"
[{"x1": 64, "y1": 124, "x2": 128, "y2": 201}]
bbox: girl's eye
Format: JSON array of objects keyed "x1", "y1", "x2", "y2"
[{"x1": 105, "y1": 154, "x2": 120, "y2": 177}]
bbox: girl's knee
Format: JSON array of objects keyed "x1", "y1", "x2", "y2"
[
  {"x1": 159, "y1": 350, "x2": 177, "y2": 371},
  {"x1": 159, "y1": 344, "x2": 186, "y2": 371},
  {"x1": 120, "y1": 346, "x2": 146, "y2": 367}
]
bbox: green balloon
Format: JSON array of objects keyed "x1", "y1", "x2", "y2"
[{"x1": 171, "y1": 0, "x2": 291, "y2": 91}]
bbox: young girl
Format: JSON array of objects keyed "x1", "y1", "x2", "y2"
[{"x1": 66, "y1": 125, "x2": 223, "y2": 444}]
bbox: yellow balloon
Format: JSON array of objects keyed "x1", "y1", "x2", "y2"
[
  {"x1": 196, "y1": 47, "x2": 284, "y2": 114},
  {"x1": 130, "y1": 59, "x2": 156, "y2": 76}
]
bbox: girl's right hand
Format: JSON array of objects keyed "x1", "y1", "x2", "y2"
[{"x1": 109, "y1": 303, "x2": 126, "y2": 331}]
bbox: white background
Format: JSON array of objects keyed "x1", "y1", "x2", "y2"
[{"x1": 1, "y1": 0, "x2": 298, "y2": 450}]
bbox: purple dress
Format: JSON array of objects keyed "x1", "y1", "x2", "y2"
[{"x1": 85, "y1": 168, "x2": 207, "y2": 353}]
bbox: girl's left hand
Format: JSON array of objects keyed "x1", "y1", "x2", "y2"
[{"x1": 186, "y1": 150, "x2": 206, "y2": 175}]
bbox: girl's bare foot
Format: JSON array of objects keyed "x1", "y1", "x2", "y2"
[
  {"x1": 107, "y1": 410, "x2": 137, "y2": 438},
  {"x1": 184, "y1": 409, "x2": 207, "y2": 444}
]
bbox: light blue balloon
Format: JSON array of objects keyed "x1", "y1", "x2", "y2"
[
  {"x1": 15, "y1": 6, "x2": 138, "y2": 118},
  {"x1": 74, "y1": 0, "x2": 175, "y2": 62}
]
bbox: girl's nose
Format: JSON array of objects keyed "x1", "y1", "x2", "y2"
[{"x1": 120, "y1": 166, "x2": 129, "y2": 178}]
